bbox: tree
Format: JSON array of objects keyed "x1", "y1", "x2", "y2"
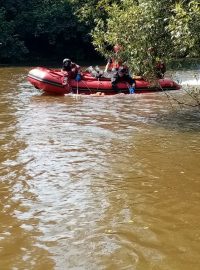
[
  {"x1": 0, "y1": 0, "x2": 89, "y2": 62},
  {"x1": 0, "y1": 6, "x2": 28, "y2": 61},
  {"x1": 91, "y1": 0, "x2": 200, "y2": 78},
  {"x1": 168, "y1": 1, "x2": 200, "y2": 58}
]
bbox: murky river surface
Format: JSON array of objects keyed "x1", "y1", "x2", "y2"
[{"x1": 0, "y1": 67, "x2": 200, "y2": 270}]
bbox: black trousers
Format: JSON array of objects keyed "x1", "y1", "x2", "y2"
[{"x1": 111, "y1": 72, "x2": 135, "y2": 90}]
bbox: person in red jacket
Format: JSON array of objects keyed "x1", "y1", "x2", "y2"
[
  {"x1": 105, "y1": 45, "x2": 135, "y2": 93},
  {"x1": 155, "y1": 60, "x2": 166, "y2": 79},
  {"x1": 104, "y1": 44, "x2": 123, "y2": 72}
]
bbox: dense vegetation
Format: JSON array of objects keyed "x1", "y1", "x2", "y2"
[
  {"x1": 0, "y1": 0, "x2": 94, "y2": 63},
  {"x1": 0, "y1": 0, "x2": 199, "y2": 74}
]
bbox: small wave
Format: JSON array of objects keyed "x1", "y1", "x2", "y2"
[{"x1": 181, "y1": 79, "x2": 200, "y2": 86}]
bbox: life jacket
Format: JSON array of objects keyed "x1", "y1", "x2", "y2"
[
  {"x1": 111, "y1": 60, "x2": 122, "y2": 69},
  {"x1": 108, "y1": 58, "x2": 130, "y2": 72},
  {"x1": 109, "y1": 59, "x2": 124, "y2": 70}
]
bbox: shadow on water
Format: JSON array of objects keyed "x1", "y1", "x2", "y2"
[{"x1": 154, "y1": 108, "x2": 200, "y2": 133}]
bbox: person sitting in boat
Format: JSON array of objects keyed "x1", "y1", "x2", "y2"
[
  {"x1": 104, "y1": 44, "x2": 123, "y2": 73},
  {"x1": 104, "y1": 45, "x2": 135, "y2": 93},
  {"x1": 111, "y1": 66, "x2": 135, "y2": 93},
  {"x1": 155, "y1": 60, "x2": 166, "y2": 79},
  {"x1": 61, "y1": 58, "x2": 81, "y2": 84}
]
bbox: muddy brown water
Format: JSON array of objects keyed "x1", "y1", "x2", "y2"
[{"x1": 0, "y1": 67, "x2": 200, "y2": 270}]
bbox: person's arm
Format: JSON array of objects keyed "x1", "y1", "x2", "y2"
[
  {"x1": 71, "y1": 63, "x2": 80, "y2": 73},
  {"x1": 104, "y1": 58, "x2": 112, "y2": 72},
  {"x1": 75, "y1": 64, "x2": 81, "y2": 71}
]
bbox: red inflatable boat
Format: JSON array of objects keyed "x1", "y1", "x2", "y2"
[{"x1": 27, "y1": 67, "x2": 181, "y2": 95}]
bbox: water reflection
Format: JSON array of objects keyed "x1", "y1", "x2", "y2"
[{"x1": 0, "y1": 67, "x2": 200, "y2": 270}]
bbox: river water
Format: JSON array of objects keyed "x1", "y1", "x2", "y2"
[{"x1": 0, "y1": 67, "x2": 200, "y2": 270}]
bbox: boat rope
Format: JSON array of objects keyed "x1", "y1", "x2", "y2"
[
  {"x1": 97, "y1": 78, "x2": 100, "y2": 92},
  {"x1": 76, "y1": 81, "x2": 79, "y2": 95},
  {"x1": 81, "y1": 77, "x2": 102, "y2": 94},
  {"x1": 80, "y1": 81, "x2": 93, "y2": 94}
]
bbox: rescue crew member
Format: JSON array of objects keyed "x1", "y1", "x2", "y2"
[
  {"x1": 61, "y1": 58, "x2": 81, "y2": 85},
  {"x1": 105, "y1": 45, "x2": 135, "y2": 93}
]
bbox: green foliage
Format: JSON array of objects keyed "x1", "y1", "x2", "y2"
[
  {"x1": 0, "y1": 0, "x2": 199, "y2": 67},
  {"x1": 0, "y1": 0, "x2": 88, "y2": 62},
  {"x1": 168, "y1": 1, "x2": 200, "y2": 57},
  {"x1": 91, "y1": 0, "x2": 200, "y2": 78},
  {"x1": 0, "y1": 7, "x2": 28, "y2": 61},
  {"x1": 31, "y1": 1, "x2": 77, "y2": 41},
  {"x1": 69, "y1": 0, "x2": 120, "y2": 27}
]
